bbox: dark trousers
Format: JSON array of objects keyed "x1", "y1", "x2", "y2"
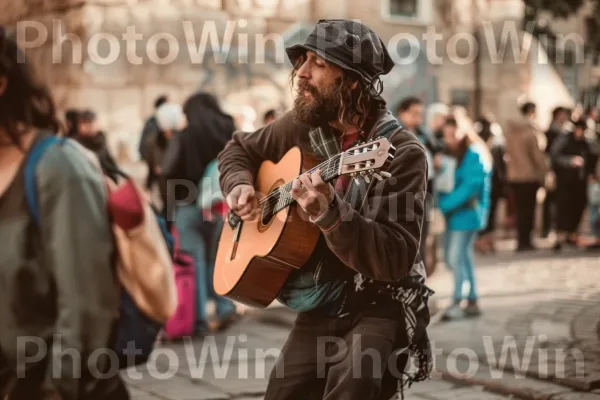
[
  {"x1": 511, "y1": 182, "x2": 540, "y2": 248},
  {"x1": 264, "y1": 311, "x2": 405, "y2": 400},
  {"x1": 556, "y1": 179, "x2": 587, "y2": 234},
  {"x1": 542, "y1": 189, "x2": 556, "y2": 235}
]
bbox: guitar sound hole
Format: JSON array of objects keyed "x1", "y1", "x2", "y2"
[
  {"x1": 258, "y1": 179, "x2": 284, "y2": 232},
  {"x1": 261, "y1": 210, "x2": 275, "y2": 226}
]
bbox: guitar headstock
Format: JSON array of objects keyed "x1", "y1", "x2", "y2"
[{"x1": 339, "y1": 137, "x2": 396, "y2": 182}]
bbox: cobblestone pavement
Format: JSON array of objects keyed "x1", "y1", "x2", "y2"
[
  {"x1": 426, "y1": 241, "x2": 600, "y2": 399},
  {"x1": 120, "y1": 226, "x2": 600, "y2": 399},
  {"x1": 122, "y1": 314, "x2": 515, "y2": 400}
]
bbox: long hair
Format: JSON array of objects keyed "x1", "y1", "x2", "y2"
[
  {"x1": 0, "y1": 29, "x2": 60, "y2": 146},
  {"x1": 446, "y1": 116, "x2": 492, "y2": 165},
  {"x1": 456, "y1": 127, "x2": 492, "y2": 166},
  {"x1": 289, "y1": 54, "x2": 376, "y2": 131}
]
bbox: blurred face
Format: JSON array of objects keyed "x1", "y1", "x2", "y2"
[
  {"x1": 78, "y1": 119, "x2": 96, "y2": 137},
  {"x1": 443, "y1": 124, "x2": 461, "y2": 151},
  {"x1": 399, "y1": 104, "x2": 424, "y2": 130},
  {"x1": 556, "y1": 111, "x2": 569, "y2": 126},
  {"x1": 574, "y1": 127, "x2": 586, "y2": 139},
  {"x1": 431, "y1": 113, "x2": 447, "y2": 132},
  {"x1": 293, "y1": 51, "x2": 345, "y2": 127}
]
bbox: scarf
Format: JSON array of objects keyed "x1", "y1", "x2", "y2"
[{"x1": 308, "y1": 110, "x2": 434, "y2": 397}]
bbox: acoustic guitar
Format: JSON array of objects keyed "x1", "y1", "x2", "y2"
[{"x1": 213, "y1": 137, "x2": 396, "y2": 308}]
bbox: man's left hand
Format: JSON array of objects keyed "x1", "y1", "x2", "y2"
[{"x1": 291, "y1": 169, "x2": 335, "y2": 220}]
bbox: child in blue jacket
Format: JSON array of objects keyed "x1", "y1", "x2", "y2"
[{"x1": 438, "y1": 117, "x2": 492, "y2": 320}]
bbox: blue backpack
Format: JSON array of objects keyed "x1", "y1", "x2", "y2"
[{"x1": 25, "y1": 136, "x2": 174, "y2": 368}]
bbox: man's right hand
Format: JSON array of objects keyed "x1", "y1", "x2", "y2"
[{"x1": 226, "y1": 184, "x2": 259, "y2": 221}]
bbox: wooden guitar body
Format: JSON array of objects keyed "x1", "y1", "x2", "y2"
[{"x1": 213, "y1": 147, "x2": 321, "y2": 308}]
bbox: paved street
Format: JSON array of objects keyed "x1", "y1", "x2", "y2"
[{"x1": 121, "y1": 237, "x2": 600, "y2": 400}]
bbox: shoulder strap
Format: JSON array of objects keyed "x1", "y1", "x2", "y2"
[
  {"x1": 24, "y1": 136, "x2": 62, "y2": 225},
  {"x1": 366, "y1": 110, "x2": 403, "y2": 142},
  {"x1": 375, "y1": 119, "x2": 403, "y2": 140}
]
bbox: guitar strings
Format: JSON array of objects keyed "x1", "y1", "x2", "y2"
[
  {"x1": 260, "y1": 156, "x2": 340, "y2": 209},
  {"x1": 260, "y1": 173, "x2": 337, "y2": 217},
  {"x1": 257, "y1": 154, "x2": 342, "y2": 213},
  {"x1": 258, "y1": 155, "x2": 339, "y2": 206}
]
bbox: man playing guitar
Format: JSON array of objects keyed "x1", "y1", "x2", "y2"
[{"x1": 218, "y1": 19, "x2": 433, "y2": 400}]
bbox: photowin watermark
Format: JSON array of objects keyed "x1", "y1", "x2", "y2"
[
  {"x1": 13, "y1": 333, "x2": 586, "y2": 382},
  {"x1": 164, "y1": 176, "x2": 436, "y2": 226},
  {"x1": 14, "y1": 18, "x2": 587, "y2": 68},
  {"x1": 16, "y1": 334, "x2": 284, "y2": 381}
]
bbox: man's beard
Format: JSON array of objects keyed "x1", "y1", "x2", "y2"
[{"x1": 292, "y1": 79, "x2": 340, "y2": 128}]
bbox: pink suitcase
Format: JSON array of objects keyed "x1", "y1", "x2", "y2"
[{"x1": 164, "y1": 229, "x2": 196, "y2": 340}]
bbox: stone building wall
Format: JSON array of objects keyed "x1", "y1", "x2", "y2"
[
  {"x1": 2, "y1": 0, "x2": 586, "y2": 152},
  {"x1": 1, "y1": 0, "x2": 312, "y2": 161}
]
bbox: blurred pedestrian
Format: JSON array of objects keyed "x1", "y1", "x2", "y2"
[
  {"x1": 74, "y1": 109, "x2": 120, "y2": 182},
  {"x1": 586, "y1": 137, "x2": 600, "y2": 250},
  {"x1": 584, "y1": 105, "x2": 598, "y2": 141},
  {"x1": 426, "y1": 102, "x2": 450, "y2": 141},
  {"x1": 0, "y1": 30, "x2": 128, "y2": 399},
  {"x1": 439, "y1": 117, "x2": 492, "y2": 320},
  {"x1": 397, "y1": 96, "x2": 443, "y2": 271},
  {"x1": 64, "y1": 108, "x2": 79, "y2": 138},
  {"x1": 504, "y1": 102, "x2": 548, "y2": 251},
  {"x1": 161, "y1": 92, "x2": 240, "y2": 335},
  {"x1": 542, "y1": 106, "x2": 570, "y2": 238},
  {"x1": 139, "y1": 95, "x2": 168, "y2": 190},
  {"x1": 551, "y1": 118, "x2": 596, "y2": 251},
  {"x1": 475, "y1": 115, "x2": 506, "y2": 253},
  {"x1": 152, "y1": 102, "x2": 184, "y2": 222}
]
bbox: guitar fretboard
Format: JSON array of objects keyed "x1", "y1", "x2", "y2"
[{"x1": 260, "y1": 154, "x2": 342, "y2": 217}]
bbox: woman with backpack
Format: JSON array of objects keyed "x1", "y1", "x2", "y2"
[{"x1": 0, "y1": 30, "x2": 128, "y2": 399}]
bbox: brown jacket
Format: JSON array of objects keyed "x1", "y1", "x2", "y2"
[
  {"x1": 504, "y1": 117, "x2": 548, "y2": 183},
  {"x1": 217, "y1": 106, "x2": 428, "y2": 282}
]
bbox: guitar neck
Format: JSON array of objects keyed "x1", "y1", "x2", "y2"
[{"x1": 261, "y1": 154, "x2": 342, "y2": 215}]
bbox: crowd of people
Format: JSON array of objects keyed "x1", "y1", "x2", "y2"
[
  {"x1": 396, "y1": 96, "x2": 600, "y2": 320},
  {"x1": 61, "y1": 94, "x2": 282, "y2": 337},
  {"x1": 136, "y1": 95, "x2": 280, "y2": 334}
]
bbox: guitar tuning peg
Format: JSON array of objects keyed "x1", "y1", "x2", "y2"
[
  {"x1": 364, "y1": 176, "x2": 371, "y2": 184},
  {"x1": 372, "y1": 172, "x2": 383, "y2": 181},
  {"x1": 380, "y1": 171, "x2": 392, "y2": 178}
]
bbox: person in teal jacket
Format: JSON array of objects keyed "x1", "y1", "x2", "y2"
[{"x1": 438, "y1": 117, "x2": 492, "y2": 320}]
